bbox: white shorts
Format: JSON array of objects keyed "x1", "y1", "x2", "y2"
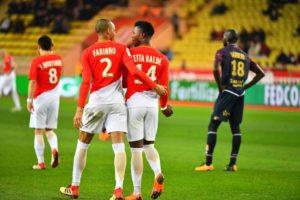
[
  {"x1": 0, "y1": 72, "x2": 16, "y2": 95},
  {"x1": 127, "y1": 107, "x2": 158, "y2": 142},
  {"x1": 80, "y1": 103, "x2": 127, "y2": 134},
  {"x1": 29, "y1": 97, "x2": 60, "y2": 129}
]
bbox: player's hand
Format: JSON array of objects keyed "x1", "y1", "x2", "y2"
[
  {"x1": 161, "y1": 105, "x2": 173, "y2": 117},
  {"x1": 26, "y1": 98, "x2": 33, "y2": 112},
  {"x1": 73, "y1": 107, "x2": 83, "y2": 129},
  {"x1": 154, "y1": 84, "x2": 167, "y2": 96},
  {"x1": 27, "y1": 102, "x2": 34, "y2": 112}
]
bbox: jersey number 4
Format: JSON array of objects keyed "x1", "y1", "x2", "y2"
[
  {"x1": 49, "y1": 68, "x2": 58, "y2": 84},
  {"x1": 134, "y1": 64, "x2": 157, "y2": 84},
  {"x1": 231, "y1": 60, "x2": 245, "y2": 77}
]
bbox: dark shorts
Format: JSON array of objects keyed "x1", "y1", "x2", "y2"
[{"x1": 211, "y1": 91, "x2": 244, "y2": 124}]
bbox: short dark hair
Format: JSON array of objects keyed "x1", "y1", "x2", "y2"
[
  {"x1": 38, "y1": 35, "x2": 53, "y2": 50},
  {"x1": 224, "y1": 29, "x2": 238, "y2": 44},
  {"x1": 134, "y1": 21, "x2": 155, "y2": 38}
]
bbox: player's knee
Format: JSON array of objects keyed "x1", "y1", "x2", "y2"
[
  {"x1": 110, "y1": 131, "x2": 125, "y2": 144},
  {"x1": 129, "y1": 140, "x2": 143, "y2": 148},
  {"x1": 143, "y1": 139, "x2": 154, "y2": 146},
  {"x1": 208, "y1": 119, "x2": 221, "y2": 132},
  {"x1": 79, "y1": 131, "x2": 94, "y2": 144},
  {"x1": 230, "y1": 122, "x2": 241, "y2": 134},
  {"x1": 35, "y1": 129, "x2": 44, "y2": 134}
]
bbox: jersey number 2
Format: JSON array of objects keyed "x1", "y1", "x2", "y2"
[
  {"x1": 49, "y1": 68, "x2": 58, "y2": 84},
  {"x1": 101, "y1": 58, "x2": 113, "y2": 77}
]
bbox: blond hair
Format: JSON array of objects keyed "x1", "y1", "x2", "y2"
[{"x1": 95, "y1": 19, "x2": 112, "y2": 35}]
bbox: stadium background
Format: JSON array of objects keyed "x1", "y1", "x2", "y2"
[{"x1": 0, "y1": 0, "x2": 299, "y2": 199}]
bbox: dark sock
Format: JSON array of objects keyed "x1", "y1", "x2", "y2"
[
  {"x1": 206, "y1": 132, "x2": 217, "y2": 165},
  {"x1": 229, "y1": 133, "x2": 242, "y2": 165}
]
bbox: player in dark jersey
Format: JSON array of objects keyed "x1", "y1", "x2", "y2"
[{"x1": 195, "y1": 29, "x2": 265, "y2": 172}]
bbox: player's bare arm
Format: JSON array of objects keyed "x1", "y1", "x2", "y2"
[
  {"x1": 73, "y1": 107, "x2": 83, "y2": 129},
  {"x1": 27, "y1": 80, "x2": 36, "y2": 112},
  {"x1": 244, "y1": 61, "x2": 265, "y2": 90},
  {"x1": 213, "y1": 59, "x2": 223, "y2": 92}
]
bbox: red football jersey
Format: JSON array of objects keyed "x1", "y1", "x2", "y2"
[
  {"x1": 124, "y1": 46, "x2": 169, "y2": 107},
  {"x1": 3, "y1": 55, "x2": 14, "y2": 74},
  {"x1": 78, "y1": 40, "x2": 157, "y2": 108},
  {"x1": 29, "y1": 54, "x2": 62, "y2": 98}
]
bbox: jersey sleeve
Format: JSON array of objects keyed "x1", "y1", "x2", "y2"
[
  {"x1": 122, "y1": 47, "x2": 157, "y2": 89},
  {"x1": 78, "y1": 51, "x2": 92, "y2": 108},
  {"x1": 29, "y1": 59, "x2": 38, "y2": 80},
  {"x1": 249, "y1": 59, "x2": 258, "y2": 70},
  {"x1": 215, "y1": 49, "x2": 224, "y2": 63},
  {"x1": 159, "y1": 58, "x2": 169, "y2": 108}
]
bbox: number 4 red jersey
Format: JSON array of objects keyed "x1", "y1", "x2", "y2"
[
  {"x1": 29, "y1": 54, "x2": 62, "y2": 98},
  {"x1": 124, "y1": 46, "x2": 169, "y2": 108}
]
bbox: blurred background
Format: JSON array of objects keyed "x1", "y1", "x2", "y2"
[{"x1": 0, "y1": 0, "x2": 300, "y2": 107}]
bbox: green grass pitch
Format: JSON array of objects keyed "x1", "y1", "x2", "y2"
[{"x1": 0, "y1": 97, "x2": 299, "y2": 200}]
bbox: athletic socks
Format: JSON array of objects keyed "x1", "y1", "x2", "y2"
[
  {"x1": 205, "y1": 131, "x2": 217, "y2": 166},
  {"x1": 229, "y1": 133, "x2": 242, "y2": 165},
  {"x1": 45, "y1": 130, "x2": 58, "y2": 152},
  {"x1": 143, "y1": 144, "x2": 161, "y2": 177},
  {"x1": 112, "y1": 143, "x2": 126, "y2": 189},
  {"x1": 34, "y1": 134, "x2": 45, "y2": 164},
  {"x1": 130, "y1": 148, "x2": 143, "y2": 195},
  {"x1": 72, "y1": 140, "x2": 89, "y2": 186}
]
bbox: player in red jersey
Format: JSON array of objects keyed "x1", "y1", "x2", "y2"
[
  {"x1": 27, "y1": 35, "x2": 62, "y2": 170},
  {"x1": 0, "y1": 49, "x2": 21, "y2": 112},
  {"x1": 59, "y1": 19, "x2": 166, "y2": 200},
  {"x1": 124, "y1": 21, "x2": 173, "y2": 200}
]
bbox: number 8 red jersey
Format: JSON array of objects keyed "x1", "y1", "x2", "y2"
[{"x1": 29, "y1": 54, "x2": 62, "y2": 98}]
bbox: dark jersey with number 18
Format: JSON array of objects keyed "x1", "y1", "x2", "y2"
[{"x1": 215, "y1": 44, "x2": 252, "y2": 96}]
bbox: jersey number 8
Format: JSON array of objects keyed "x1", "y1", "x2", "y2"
[{"x1": 49, "y1": 68, "x2": 58, "y2": 84}]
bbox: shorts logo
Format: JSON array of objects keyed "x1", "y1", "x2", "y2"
[
  {"x1": 222, "y1": 110, "x2": 230, "y2": 117},
  {"x1": 213, "y1": 116, "x2": 219, "y2": 120}
]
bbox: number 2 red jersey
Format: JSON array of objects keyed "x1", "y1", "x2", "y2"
[
  {"x1": 78, "y1": 41, "x2": 157, "y2": 108},
  {"x1": 124, "y1": 46, "x2": 169, "y2": 108},
  {"x1": 29, "y1": 54, "x2": 62, "y2": 98}
]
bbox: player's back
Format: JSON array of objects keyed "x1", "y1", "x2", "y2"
[
  {"x1": 82, "y1": 41, "x2": 128, "y2": 104},
  {"x1": 218, "y1": 44, "x2": 250, "y2": 95},
  {"x1": 126, "y1": 46, "x2": 168, "y2": 107},
  {"x1": 30, "y1": 54, "x2": 62, "y2": 98}
]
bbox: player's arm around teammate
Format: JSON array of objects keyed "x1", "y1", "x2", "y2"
[
  {"x1": 27, "y1": 35, "x2": 61, "y2": 170},
  {"x1": 60, "y1": 19, "x2": 166, "y2": 200}
]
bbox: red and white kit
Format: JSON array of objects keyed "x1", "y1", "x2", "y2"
[
  {"x1": 78, "y1": 41, "x2": 157, "y2": 134},
  {"x1": 124, "y1": 46, "x2": 169, "y2": 142},
  {"x1": 0, "y1": 55, "x2": 21, "y2": 109},
  {"x1": 29, "y1": 54, "x2": 62, "y2": 129}
]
